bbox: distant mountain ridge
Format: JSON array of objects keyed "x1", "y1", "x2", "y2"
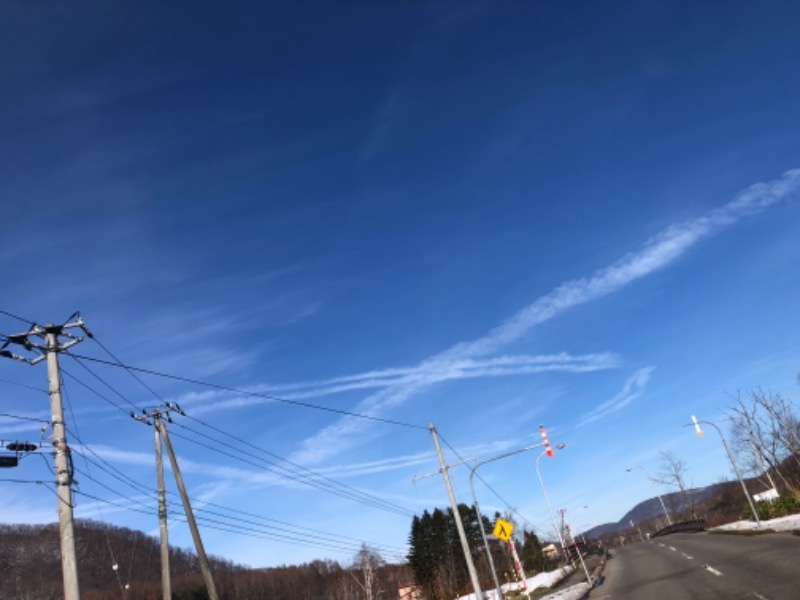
[{"x1": 584, "y1": 484, "x2": 724, "y2": 538}]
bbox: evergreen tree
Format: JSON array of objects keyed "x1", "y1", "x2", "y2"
[
  {"x1": 407, "y1": 504, "x2": 490, "y2": 600},
  {"x1": 520, "y1": 529, "x2": 545, "y2": 574}
]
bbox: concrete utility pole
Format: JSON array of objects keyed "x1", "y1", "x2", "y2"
[
  {"x1": 134, "y1": 404, "x2": 218, "y2": 599},
  {"x1": 159, "y1": 417, "x2": 219, "y2": 600},
  {"x1": 154, "y1": 418, "x2": 171, "y2": 600},
  {"x1": 45, "y1": 326, "x2": 81, "y2": 600},
  {"x1": 2, "y1": 317, "x2": 87, "y2": 600},
  {"x1": 429, "y1": 423, "x2": 484, "y2": 599}
]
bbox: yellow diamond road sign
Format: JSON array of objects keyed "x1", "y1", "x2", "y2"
[{"x1": 493, "y1": 518, "x2": 513, "y2": 541}]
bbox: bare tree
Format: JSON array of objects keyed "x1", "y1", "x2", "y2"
[
  {"x1": 727, "y1": 389, "x2": 800, "y2": 492},
  {"x1": 349, "y1": 544, "x2": 385, "y2": 600},
  {"x1": 657, "y1": 451, "x2": 695, "y2": 519}
]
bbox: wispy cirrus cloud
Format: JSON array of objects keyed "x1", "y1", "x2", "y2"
[
  {"x1": 577, "y1": 367, "x2": 655, "y2": 427},
  {"x1": 180, "y1": 352, "x2": 618, "y2": 415},
  {"x1": 293, "y1": 169, "x2": 800, "y2": 465}
]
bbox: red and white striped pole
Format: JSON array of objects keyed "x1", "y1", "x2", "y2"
[
  {"x1": 507, "y1": 539, "x2": 528, "y2": 592},
  {"x1": 540, "y1": 424, "x2": 553, "y2": 458}
]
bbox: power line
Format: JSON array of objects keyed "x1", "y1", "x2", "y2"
[
  {"x1": 65, "y1": 352, "x2": 426, "y2": 430},
  {"x1": 69, "y1": 433, "x2": 407, "y2": 556},
  {"x1": 73, "y1": 489, "x2": 398, "y2": 557},
  {"x1": 176, "y1": 415, "x2": 417, "y2": 517},
  {"x1": 166, "y1": 424, "x2": 414, "y2": 518},
  {"x1": 183, "y1": 501, "x2": 407, "y2": 555},
  {"x1": 80, "y1": 329, "x2": 403, "y2": 510},
  {"x1": 0, "y1": 309, "x2": 36, "y2": 325},
  {"x1": 83, "y1": 329, "x2": 166, "y2": 404},
  {"x1": 70, "y1": 445, "x2": 154, "y2": 498},
  {"x1": 59, "y1": 362, "x2": 416, "y2": 519},
  {"x1": 63, "y1": 356, "x2": 143, "y2": 414},
  {"x1": 61, "y1": 371, "x2": 144, "y2": 600},
  {"x1": 0, "y1": 377, "x2": 49, "y2": 394},
  {"x1": 0, "y1": 411, "x2": 49, "y2": 424},
  {"x1": 437, "y1": 432, "x2": 544, "y2": 537},
  {"x1": 78, "y1": 330, "x2": 415, "y2": 514}
]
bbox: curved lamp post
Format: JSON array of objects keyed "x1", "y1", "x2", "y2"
[
  {"x1": 625, "y1": 466, "x2": 673, "y2": 527},
  {"x1": 535, "y1": 446, "x2": 592, "y2": 585},
  {"x1": 686, "y1": 415, "x2": 761, "y2": 526},
  {"x1": 536, "y1": 444, "x2": 567, "y2": 551},
  {"x1": 534, "y1": 446, "x2": 570, "y2": 563},
  {"x1": 572, "y1": 505, "x2": 589, "y2": 544},
  {"x1": 469, "y1": 443, "x2": 545, "y2": 599}
]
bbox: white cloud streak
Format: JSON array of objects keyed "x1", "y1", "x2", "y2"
[
  {"x1": 293, "y1": 169, "x2": 800, "y2": 465},
  {"x1": 183, "y1": 352, "x2": 618, "y2": 415},
  {"x1": 577, "y1": 367, "x2": 655, "y2": 427}
]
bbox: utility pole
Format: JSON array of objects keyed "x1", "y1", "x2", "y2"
[
  {"x1": 46, "y1": 326, "x2": 81, "y2": 600},
  {"x1": 1, "y1": 316, "x2": 86, "y2": 600},
  {"x1": 135, "y1": 404, "x2": 219, "y2": 600},
  {"x1": 155, "y1": 417, "x2": 171, "y2": 600},
  {"x1": 133, "y1": 407, "x2": 173, "y2": 600},
  {"x1": 160, "y1": 420, "x2": 218, "y2": 600},
  {"x1": 428, "y1": 423, "x2": 483, "y2": 599}
]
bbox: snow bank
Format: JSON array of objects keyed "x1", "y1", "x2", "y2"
[
  {"x1": 711, "y1": 512, "x2": 800, "y2": 532},
  {"x1": 540, "y1": 582, "x2": 591, "y2": 600},
  {"x1": 456, "y1": 565, "x2": 577, "y2": 600}
]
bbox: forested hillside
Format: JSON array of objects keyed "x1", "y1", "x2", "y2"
[{"x1": 0, "y1": 520, "x2": 410, "y2": 599}]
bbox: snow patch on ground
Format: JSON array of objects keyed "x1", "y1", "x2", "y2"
[
  {"x1": 457, "y1": 565, "x2": 578, "y2": 600},
  {"x1": 539, "y1": 582, "x2": 591, "y2": 600},
  {"x1": 711, "y1": 513, "x2": 800, "y2": 532}
]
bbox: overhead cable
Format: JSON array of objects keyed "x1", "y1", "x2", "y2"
[{"x1": 65, "y1": 352, "x2": 426, "y2": 430}]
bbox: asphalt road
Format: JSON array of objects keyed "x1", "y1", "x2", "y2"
[{"x1": 592, "y1": 532, "x2": 800, "y2": 600}]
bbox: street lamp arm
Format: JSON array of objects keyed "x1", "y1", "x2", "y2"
[
  {"x1": 468, "y1": 441, "x2": 545, "y2": 600},
  {"x1": 471, "y1": 443, "x2": 545, "y2": 476},
  {"x1": 683, "y1": 419, "x2": 722, "y2": 436},
  {"x1": 685, "y1": 416, "x2": 761, "y2": 526},
  {"x1": 626, "y1": 465, "x2": 672, "y2": 526}
]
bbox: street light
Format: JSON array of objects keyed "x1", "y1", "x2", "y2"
[
  {"x1": 535, "y1": 445, "x2": 568, "y2": 562},
  {"x1": 625, "y1": 466, "x2": 673, "y2": 527},
  {"x1": 685, "y1": 416, "x2": 761, "y2": 526},
  {"x1": 469, "y1": 443, "x2": 545, "y2": 599},
  {"x1": 535, "y1": 446, "x2": 592, "y2": 585},
  {"x1": 559, "y1": 508, "x2": 593, "y2": 586},
  {"x1": 572, "y1": 506, "x2": 589, "y2": 544}
]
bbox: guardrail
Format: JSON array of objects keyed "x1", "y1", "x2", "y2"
[{"x1": 652, "y1": 518, "x2": 706, "y2": 537}]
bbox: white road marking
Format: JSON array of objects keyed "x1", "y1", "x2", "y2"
[
  {"x1": 751, "y1": 593, "x2": 768, "y2": 600},
  {"x1": 681, "y1": 553, "x2": 693, "y2": 560},
  {"x1": 669, "y1": 546, "x2": 676, "y2": 551},
  {"x1": 703, "y1": 564, "x2": 723, "y2": 577},
  {"x1": 658, "y1": 543, "x2": 665, "y2": 547}
]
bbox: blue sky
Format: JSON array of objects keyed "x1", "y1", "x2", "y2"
[{"x1": 2, "y1": 0, "x2": 800, "y2": 573}]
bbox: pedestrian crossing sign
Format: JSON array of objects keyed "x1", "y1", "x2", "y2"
[{"x1": 493, "y1": 518, "x2": 513, "y2": 541}]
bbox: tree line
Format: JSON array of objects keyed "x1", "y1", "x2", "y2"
[
  {"x1": 406, "y1": 504, "x2": 547, "y2": 600},
  {"x1": 653, "y1": 388, "x2": 800, "y2": 525},
  {"x1": 0, "y1": 520, "x2": 410, "y2": 599}
]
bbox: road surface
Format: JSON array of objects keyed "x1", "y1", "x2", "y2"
[{"x1": 593, "y1": 532, "x2": 800, "y2": 599}]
